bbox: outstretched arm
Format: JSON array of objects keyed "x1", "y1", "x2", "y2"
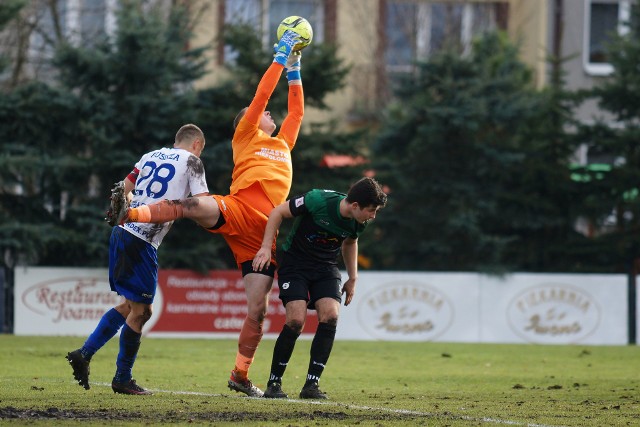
[
  {"x1": 243, "y1": 63, "x2": 284, "y2": 126},
  {"x1": 278, "y1": 52, "x2": 304, "y2": 148},
  {"x1": 244, "y1": 31, "x2": 301, "y2": 126}
]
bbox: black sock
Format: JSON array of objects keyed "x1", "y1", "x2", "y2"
[
  {"x1": 268, "y1": 324, "x2": 300, "y2": 384},
  {"x1": 306, "y1": 322, "x2": 336, "y2": 385}
]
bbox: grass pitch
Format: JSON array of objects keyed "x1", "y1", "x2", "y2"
[{"x1": 0, "y1": 335, "x2": 638, "y2": 426}]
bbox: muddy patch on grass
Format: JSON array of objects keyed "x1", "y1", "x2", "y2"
[
  {"x1": 0, "y1": 407, "x2": 141, "y2": 421},
  {"x1": 1, "y1": 407, "x2": 421, "y2": 423}
]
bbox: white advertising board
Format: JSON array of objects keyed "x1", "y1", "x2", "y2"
[
  {"x1": 479, "y1": 273, "x2": 627, "y2": 345},
  {"x1": 14, "y1": 267, "x2": 631, "y2": 345},
  {"x1": 14, "y1": 267, "x2": 125, "y2": 336},
  {"x1": 336, "y1": 271, "x2": 480, "y2": 342},
  {"x1": 13, "y1": 267, "x2": 298, "y2": 338}
]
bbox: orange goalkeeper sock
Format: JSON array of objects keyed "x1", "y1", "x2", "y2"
[
  {"x1": 233, "y1": 316, "x2": 263, "y2": 376},
  {"x1": 127, "y1": 201, "x2": 184, "y2": 223}
]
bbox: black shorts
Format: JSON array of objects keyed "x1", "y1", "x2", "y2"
[
  {"x1": 241, "y1": 260, "x2": 276, "y2": 278},
  {"x1": 276, "y1": 260, "x2": 342, "y2": 310}
]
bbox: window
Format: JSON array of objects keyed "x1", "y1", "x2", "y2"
[
  {"x1": 384, "y1": 1, "x2": 501, "y2": 74},
  {"x1": 584, "y1": 0, "x2": 630, "y2": 76},
  {"x1": 224, "y1": 0, "x2": 325, "y2": 62},
  {"x1": 23, "y1": 0, "x2": 117, "y2": 82},
  {"x1": 60, "y1": 0, "x2": 116, "y2": 47},
  {"x1": 30, "y1": 0, "x2": 115, "y2": 53},
  {"x1": 79, "y1": 0, "x2": 110, "y2": 45}
]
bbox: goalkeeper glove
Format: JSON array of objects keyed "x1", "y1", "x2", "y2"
[
  {"x1": 273, "y1": 30, "x2": 300, "y2": 66},
  {"x1": 286, "y1": 51, "x2": 301, "y2": 84}
]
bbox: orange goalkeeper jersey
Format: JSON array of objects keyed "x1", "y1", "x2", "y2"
[{"x1": 229, "y1": 62, "x2": 304, "y2": 208}]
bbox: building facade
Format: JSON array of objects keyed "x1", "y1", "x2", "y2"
[
  {"x1": 188, "y1": 0, "x2": 633, "y2": 131},
  {"x1": 1, "y1": 0, "x2": 634, "y2": 130}
]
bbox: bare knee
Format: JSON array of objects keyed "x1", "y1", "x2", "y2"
[
  {"x1": 184, "y1": 196, "x2": 220, "y2": 228},
  {"x1": 128, "y1": 303, "x2": 152, "y2": 332},
  {"x1": 141, "y1": 305, "x2": 152, "y2": 323},
  {"x1": 317, "y1": 312, "x2": 338, "y2": 327},
  {"x1": 322, "y1": 316, "x2": 338, "y2": 328},
  {"x1": 246, "y1": 300, "x2": 267, "y2": 324},
  {"x1": 286, "y1": 319, "x2": 305, "y2": 334},
  {"x1": 315, "y1": 299, "x2": 340, "y2": 326},
  {"x1": 114, "y1": 301, "x2": 131, "y2": 317}
]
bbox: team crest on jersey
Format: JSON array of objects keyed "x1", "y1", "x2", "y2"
[{"x1": 295, "y1": 197, "x2": 304, "y2": 207}]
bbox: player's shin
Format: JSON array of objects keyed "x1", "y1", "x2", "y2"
[
  {"x1": 268, "y1": 324, "x2": 301, "y2": 383},
  {"x1": 234, "y1": 315, "x2": 263, "y2": 377},
  {"x1": 306, "y1": 322, "x2": 336, "y2": 384},
  {"x1": 127, "y1": 200, "x2": 184, "y2": 223}
]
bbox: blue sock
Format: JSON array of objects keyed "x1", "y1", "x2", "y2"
[
  {"x1": 113, "y1": 324, "x2": 141, "y2": 384},
  {"x1": 80, "y1": 308, "x2": 126, "y2": 361}
]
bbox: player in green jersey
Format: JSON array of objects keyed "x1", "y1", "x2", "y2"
[{"x1": 252, "y1": 177, "x2": 387, "y2": 399}]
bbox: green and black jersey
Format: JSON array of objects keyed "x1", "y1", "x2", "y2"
[{"x1": 282, "y1": 189, "x2": 368, "y2": 265}]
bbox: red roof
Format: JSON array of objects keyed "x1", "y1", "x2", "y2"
[{"x1": 320, "y1": 154, "x2": 368, "y2": 168}]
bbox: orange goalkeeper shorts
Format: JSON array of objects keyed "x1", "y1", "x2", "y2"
[{"x1": 206, "y1": 183, "x2": 277, "y2": 268}]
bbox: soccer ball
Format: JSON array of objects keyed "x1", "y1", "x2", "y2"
[{"x1": 276, "y1": 16, "x2": 313, "y2": 51}]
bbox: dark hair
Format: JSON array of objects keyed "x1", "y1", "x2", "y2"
[
  {"x1": 233, "y1": 107, "x2": 249, "y2": 130},
  {"x1": 175, "y1": 124, "x2": 204, "y2": 145},
  {"x1": 346, "y1": 177, "x2": 387, "y2": 208}
]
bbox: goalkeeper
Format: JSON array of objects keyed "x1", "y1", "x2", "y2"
[{"x1": 113, "y1": 30, "x2": 304, "y2": 397}]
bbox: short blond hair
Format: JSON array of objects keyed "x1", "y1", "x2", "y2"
[{"x1": 175, "y1": 124, "x2": 204, "y2": 146}]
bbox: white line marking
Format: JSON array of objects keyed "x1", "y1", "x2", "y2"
[{"x1": 93, "y1": 382, "x2": 565, "y2": 427}]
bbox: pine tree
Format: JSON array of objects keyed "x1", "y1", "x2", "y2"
[
  {"x1": 370, "y1": 32, "x2": 580, "y2": 272},
  {"x1": 572, "y1": 4, "x2": 640, "y2": 272},
  {"x1": 0, "y1": 2, "x2": 210, "y2": 268},
  {"x1": 0, "y1": 4, "x2": 355, "y2": 273}
]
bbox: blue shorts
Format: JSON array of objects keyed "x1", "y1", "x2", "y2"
[{"x1": 108, "y1": 226, "x2": 158, "y2": 304}]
